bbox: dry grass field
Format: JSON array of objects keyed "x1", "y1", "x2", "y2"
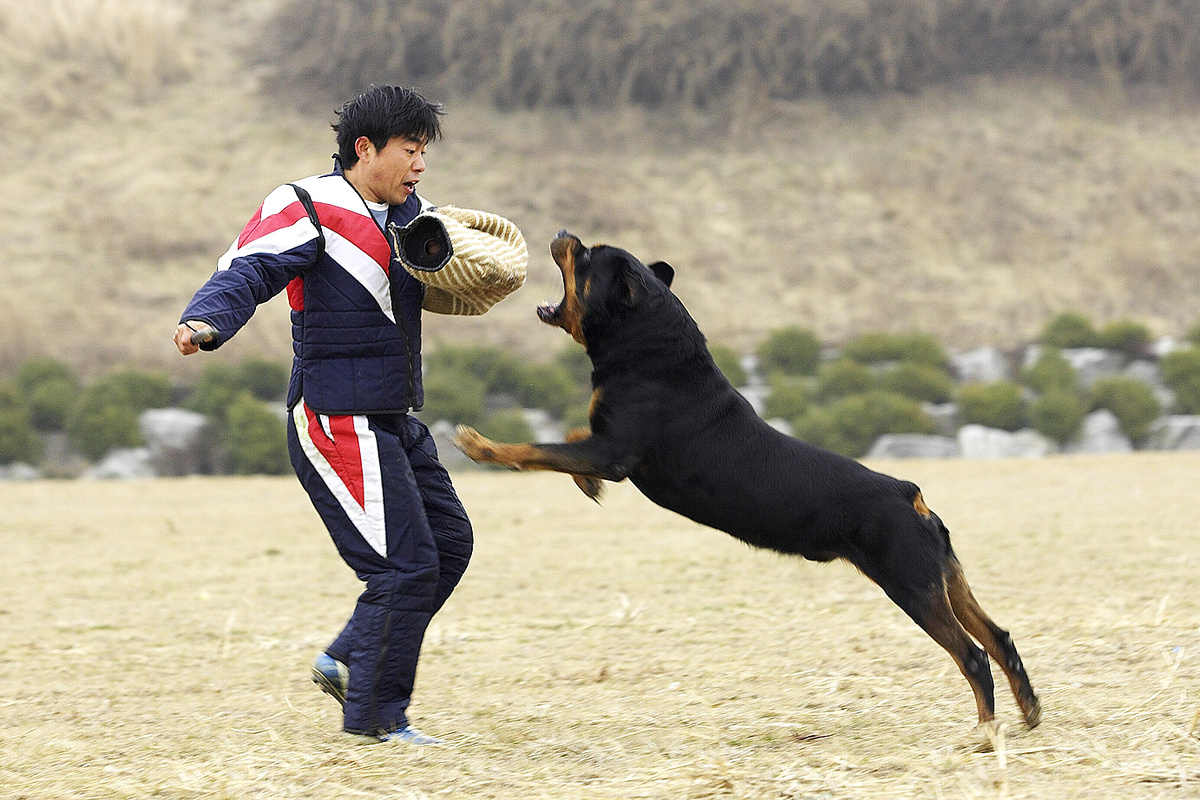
[{"x1": 1, "y1": 454, "x2": 1197, "y2": 799}]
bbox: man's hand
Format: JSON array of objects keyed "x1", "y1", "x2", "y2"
[{"x1": 174, "y1": 321, "x2": 215, "y2": 355}]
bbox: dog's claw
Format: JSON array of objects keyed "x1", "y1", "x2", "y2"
[
  {"x1": 454, "y1": 424, "x2": 495, "y2": 462},
  {"x1": 573, "y1": 475, "x2": 605, "y2": 502}
]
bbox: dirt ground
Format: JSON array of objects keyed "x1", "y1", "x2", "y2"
[{"x1": 1, "y1": 453, "x2": 1197, "y2": 799}]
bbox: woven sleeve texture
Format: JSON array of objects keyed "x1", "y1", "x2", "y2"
[{"x1": 405, "y1": 206, "x2": 528, "y2": 316}]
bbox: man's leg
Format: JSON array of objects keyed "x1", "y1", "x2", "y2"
[
  {"x1": 289, "y1": 404, "x2": 440, "y2": 736},
  {"x1": 404, "y1": 415, "x2": 474, "y2": 612}
]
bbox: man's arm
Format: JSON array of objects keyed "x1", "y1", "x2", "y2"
[{"x1": 174, "y1": 184, "x2": 323, "y2": 354}]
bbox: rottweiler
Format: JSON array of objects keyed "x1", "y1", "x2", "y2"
[{"x1": 455, "y1": 231, "x2": 1041, "y2": 731}]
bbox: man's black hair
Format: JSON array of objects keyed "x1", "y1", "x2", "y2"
[{"x1": 333, "y1": 85, "x2": 445, "y2": 169}]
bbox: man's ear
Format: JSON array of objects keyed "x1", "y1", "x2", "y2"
[{"x1": 647, "y1": 260, "x2": 674, "y2": 287}]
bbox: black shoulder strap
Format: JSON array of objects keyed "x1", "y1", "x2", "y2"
[{"x1": 288, "y1": 183, "x2": 325, "y2": 263}]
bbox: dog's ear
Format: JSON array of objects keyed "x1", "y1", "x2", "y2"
[{"x1": 646, "y1": 260, "x2": 674, "y2": 288}]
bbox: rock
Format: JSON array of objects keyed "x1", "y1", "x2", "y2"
[
  {"x1": 428, "y1": 419, "x2": 473, "y2": 470},
  {"x1": 1062, "y1": 348, "x2": 1126, "y2": 388},
  {"x1": 923, "y1": 402, "x2": 962, "y2": 437},
  {"x1": 1063, "y1": 409, "x2": 1132, "y2": 454},
  {"x1": 867, "y1": 434, "x2": 960, "y2": 459},
  {"x1": 957, "y1": 425, "x2": 1056, "y2": 459},
  {"x1": 739, "y1": 353, "x2": 764, "y2": 385},
  {"x1": 0, "y1": 462, "x2": 42, "y2": 481},
  {"x1": 521, "y1": 408, "x2": 566, "y2": 442},
  {"x1": 1149, "y1": 336, "x2": 1183, "y2": 359},
  {"x1": 1122, "y1": 360, "x2": 1174, "y2": 410},
  {"x1": 139, "y1": 408, "x2": 214, "y2": 476},
  {"x1": 765, "y1": 417, "x2": 793, "y2": 436},
  {"x1": 951, "y1": 347, "x2": 1010, "y2": 384},
  {"x1": 1142, "y1": 415, "x2": 1200, "y2": 450},
  {"x1": 738, "y1": 384, "x2": 769, "y2": 417},
  {"x1": 84, "y1": 447, "x2": 155, "y2": 480}
]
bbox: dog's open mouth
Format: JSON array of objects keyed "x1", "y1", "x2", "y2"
[{"x1": 540, "y1": 230, "x2": 580, "y2": 328}]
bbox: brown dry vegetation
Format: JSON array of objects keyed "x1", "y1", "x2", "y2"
[
  {"x1": 2, "y1": 455, "x2": 1198, "y2": 798},
  {"x1": 1, "y1": 0, "x2": 1200, "y2": 383}
]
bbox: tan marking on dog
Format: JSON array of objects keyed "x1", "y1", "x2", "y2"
[
  {"x1": 549, "y1": 236, "x2": 587, "y2": 347},
  {"x1": 913, "y1": 491, "x2": 932, "y2": 518}
]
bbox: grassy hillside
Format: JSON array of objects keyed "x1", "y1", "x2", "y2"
[{"x1": 2, "y1": 0, "x2": 1199, "y2": 381}]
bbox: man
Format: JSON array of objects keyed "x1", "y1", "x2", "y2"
[{"x1": 174, "y1": 85, "x2": 478, "y2": 745}]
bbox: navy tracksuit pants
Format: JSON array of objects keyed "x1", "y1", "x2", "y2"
[{"x1": 288, "y1": 401, "x2": 473, "y2": 735}]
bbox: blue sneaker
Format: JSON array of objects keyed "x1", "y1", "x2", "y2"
[
  {"x1": 310, "y1": 653, "x2": 348, "y2": 709},
  {"x1": 378, "y1": 725, "x2": 445, "y2": 746},
  {"x1": 347, "y1": 725, "x2": 446, "y2": 746}
]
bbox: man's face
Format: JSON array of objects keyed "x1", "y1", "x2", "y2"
[{"x1": 350, "y1": 135, "x2": 428, "y2": 205}]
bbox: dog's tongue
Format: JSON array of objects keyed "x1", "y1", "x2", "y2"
[{"x1": 537, "y1": 301, "x2": 559, "y2": 322}]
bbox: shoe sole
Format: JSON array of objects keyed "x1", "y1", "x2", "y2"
[{"x1": 311, "y1": 666, "x2": 347, "y2": 709}]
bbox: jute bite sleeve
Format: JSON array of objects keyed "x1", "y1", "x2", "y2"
[{"x1": 389, "y1": 206, "x2": 528, "y2": 316}]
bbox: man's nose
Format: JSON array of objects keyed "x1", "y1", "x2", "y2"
[{"x1": 413, "y1": 154, "x2": 426, "y2": 172}]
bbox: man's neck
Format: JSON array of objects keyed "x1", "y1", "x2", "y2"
[{"x1": 342, "y1": 167, "x2": 380, "y2": 204}]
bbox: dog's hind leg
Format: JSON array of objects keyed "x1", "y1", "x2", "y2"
[
  {"x1": 895, "y1": 584, "x2": 997, "y2": 727},
  {"x1": 945, "y1": 558, "x2": 1042, "y2": 728},
  {"x1": 852, "y1": 547, "x2": 997, "y2": 726}
]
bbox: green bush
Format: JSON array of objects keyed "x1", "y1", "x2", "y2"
[
  {"x1": 794, "y1": 391, "x2": 934, "y2": 458},
  {"x1": 1089, "y1": 376, "x2": 1161, "y2": 441},
  {"x1": 1029, "y1": 389, "x2": 1088, "y2": 444},
  {"x1": 225, "y1": 392, "x2": 289, "y2": 475},
  {"x1": 841, "y1": 331, "x2": 947, "y2": 368},
  {"x1": 1020, "y1": 349, "x2": 1079, "y2": 394},
  {"x1": 554, "y1": 346, "x2": 592, "y2": 386},
  {"x1": 763, "y1": 375, "x2": 811, "y2": 421},
  {"x1": 1160, "y1": 348, "x2": 1200, "y2": 413},
  {"x1": 1186, "y1": 319, "x2": 1200, "y2": 347},
  {"x1": 876, "y1": 363, "x2": 954, "y2": 403},
  {"x1": 421, "y1": 370, "x2": 486, "y2": 426},
  {"x1": 185, "y1": 363, "x2": 244, "y2": 423},
  {"x1": 756, "y1": 327, "x2": 821, "y2": 376},
  {"x1": 66, "y1": 381, "x2": 142, "y2": 460},
  {"x1": 101, "y1": 369, "x2": 172, "y2": 412},
  {"x1": 515, "y1": 362, "x2": 581, "y2": 418},
  {"x1": 15, "y1": 359, "x2": 79, "y2": 431},
  {"x1": 1096, "y1": 319, "x2": 1152, "y2": 359},
  {"x1": 426, "y1": 344, "x2": 527, "y2": 396},
  {"x1": 1159, "y1": 348, "x2": 1200, "y2": 388},
  {"x1": 0, "y1": 383, "x2": 41, "y2": 465},
  {"x1": 816, "y1": 358, "x2": 874, "y2": 402},
  {"x1": 791, "y1": 406, "x2": 838, "y2": 450},
  {"x1": 476, "y1": 408, "x2": 535, "y2": 443},
  {"x1": 1039, "y1": 311, "x2": 1097, "y2": 349},
  {"x1": 234, "y1": 357, "x2": 290, "y2": 401},
  {"x1": 15, "y1": 358, "x2": 77, "y2": 394},
  {"x1": 26, "y1": 378, "x2": 77, "y2": 431},
  {"x1": 708, "y1": 343, "x2": 747, "y2": 386},
  {"x1": 957, "y1": 381, "x2": 1027, "y2": 431}
]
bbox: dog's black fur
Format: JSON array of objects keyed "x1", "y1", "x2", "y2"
[{"x1": 456, "y1": 232, "x2": 1041, "y2": 729}]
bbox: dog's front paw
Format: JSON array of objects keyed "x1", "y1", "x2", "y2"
[{"x1": 454, "y1": 425, "x2": 497, "y2": 462}]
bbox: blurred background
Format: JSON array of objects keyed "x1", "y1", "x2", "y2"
[{"x1": 2, "y1": 0, "x2": 1200, "y2": 476}]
